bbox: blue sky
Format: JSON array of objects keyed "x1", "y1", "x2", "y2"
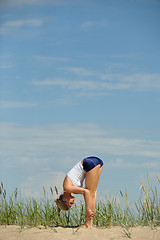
[{"x1": 0, "y1": 0, "x2": 160, "y2": 203}]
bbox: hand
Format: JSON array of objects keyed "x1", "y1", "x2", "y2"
[
  {"x1": 92, "y1": 209, "x2": 96, "y2": 217},
  {"x1": 85, "y1": 209, "x2": 96, "y2": 219}
]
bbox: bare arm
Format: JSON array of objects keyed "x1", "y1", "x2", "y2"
[{"x1": 63, "y1": 176, "x2": 91, "y2": 211}]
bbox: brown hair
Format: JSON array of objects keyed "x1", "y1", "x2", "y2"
[{"x1": 54, "y1": 194, "x2": 69, "y2": 215}]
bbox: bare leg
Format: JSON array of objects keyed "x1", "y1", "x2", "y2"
[{"x1": 84, "y1": 165, "x2": 103, "y2": 228}]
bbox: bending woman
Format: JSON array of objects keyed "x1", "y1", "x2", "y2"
[{"x1": 55, "y1": 156, "x2": 103, "y2": 228}]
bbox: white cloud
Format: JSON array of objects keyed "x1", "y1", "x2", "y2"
[
  {"x1": 100, "y1": 73, "x2": 160, "y2": 91},
  {"x1": 32, "y1": 72, "x2": 160, "y2": 92},
  {"x1": 65, "y1": 67, "x2": 97, "y2": 77},
  {"x1": 81, "y1": 20, "x2": 108, "y2": 30},
  {"x1": 1, "y1": 122, "x2": 160, "y2": 198},
  {"x1": 34, "y1": 56, "x2": 71, "y2": 66},
  {"x1": 32, "y1": 78, "x2": 100, "y2": 90},
  {"x1": 0, "y1": 123, "x2": 160, "y2": 170},
  {"x1": 106, "y1": 158, "x2": 160, "y2": 169},
  {"x1": 0, "y1": 55, "x2": 13, "y2": 68},
  {"x1": 3, "y1": 19, "x2": 43, "y2": 28},
  {"x1": 0, "y1": 0, "x2": 55, "y2": 7},
  {"x1": 0, "y1": 18, "x2": 43, "y2": 35},
  {"x1": 0, "y1": 0, "x2": 84, "y2": 7},
  {"x1": 0, "y1": 64, "x2": 13, "y2": 69},
  {"x1": 20, "y1": 171, "x2": 65, "y2": 198},
  {"x1": 0, "y1": 101, "x2": 37, "y2": 109}
]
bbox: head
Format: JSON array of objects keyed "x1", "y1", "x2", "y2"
[{"x1": 54, "y1": 193, "x2": 75, "y2": 215}]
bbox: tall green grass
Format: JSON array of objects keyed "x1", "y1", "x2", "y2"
[{"x1": 0, "y1": 169, "x2": 159, "y2": 228}]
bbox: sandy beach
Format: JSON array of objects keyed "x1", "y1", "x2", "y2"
[{"x1": 0, "y1": 225, "x2": 160, "y2": 240}]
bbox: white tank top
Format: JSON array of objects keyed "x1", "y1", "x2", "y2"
[{"x1": 67, "y1": 161, "x2": 86, "y2": 187}]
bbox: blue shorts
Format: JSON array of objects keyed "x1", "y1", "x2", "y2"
[{"x1": 83, "y1": 156, "x2": 103, "y2": 172}]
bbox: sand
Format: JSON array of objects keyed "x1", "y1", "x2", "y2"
[{"x1": 0, "y1": 225, "x2": 160, "y2": 240}]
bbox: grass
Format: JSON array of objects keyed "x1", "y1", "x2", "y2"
[{"x1": 0, "y1": 168, "x2": 160, "y2": 229}]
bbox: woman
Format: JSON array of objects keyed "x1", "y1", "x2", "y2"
[{"x1": 55, "y1": 156, "x2": 103, "y2": 228}]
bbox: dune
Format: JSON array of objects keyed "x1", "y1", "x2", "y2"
[{"x1": 0, "y1": 225, "x2": 160, "y2": 240}]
